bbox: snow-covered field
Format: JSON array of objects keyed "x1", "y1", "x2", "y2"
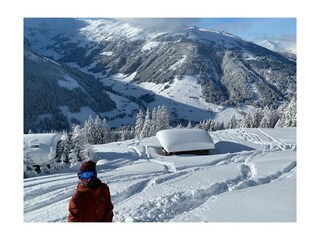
[
  {"x1": 97, "y1": 73, "x2": 250, "y2": 127},
  {"x1": 24, "y1": 128, "x2": 296, "y2": 222}
]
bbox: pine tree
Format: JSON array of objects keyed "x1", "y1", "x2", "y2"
[
  {"x1": 23, "y1": 141, "x2": 37, "y2": 178},
  {"x1": 242, "y1": 112, "x2": 254, "y2": 128},
  {"x1": 275, "y1": 98, "x2": 297, "y2": 127},
  {"x1": 135, "y1": 109, "x2": 145, "y2": 139},
  {"x1": 99, "y1": 118, "x2": 110, "y2": 143},
  {"x1": 227, "y1": 115, "x2": 238, "y2": 129},
  {"x1": 94, "y1": 115, "x2": 109, "y2": 144},
  {"x1": 83, "y1": 115, "x2": 95, "y2": 144},
  {"x1": 252, "y1": 108, "x2": 263, "y2": 128},
  {"x1": 199, "y1": 120, "x2": 205, "y2": 130},
  {"x1": 149, "y1": 107, "x2": 158, "y2": 136},
  {"x1": 121, "y1": 125, "x2": 135, "y2": 141},
  {"x1": 215, "y1": 121, "x2": 225, "y2": 130},
  {"x1": 260, "y1": 107, "x2": 280, "y2": 128},
  {"x1": 48, "y1": 147, "x2": 57, "y2": 171},
  {"x1": 140, "y1": 109, "x2": 151, "y2": 139},
  {"x1": 94, "y1": 115, "x2": 102, "y2": 143},
  {"x1": 69, "y1": 125, "x2": 82, "y2": 166},
  {"x1": 120, "y1": 126, "x2": 128, "y2": 141},
  {"x1": 57, "y1": 131, "x2": 71, "y2": 165},
  {"x1": 68, "y1": 124, "x2": 94, "y2": 166},
  {"x1": 158, "y1": 105, "x2": 170, "y2": 131},
  {"x1": 81, "y1": 143, "x2": 95, "y2": 162},
  {"x1": 209, "y1": 119, "x2": 216, "y2": 131},
  {"x1": 194, "y1": 123, "x2": 200, "y2": 129}
]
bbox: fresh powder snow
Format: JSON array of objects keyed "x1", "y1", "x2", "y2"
[
  {"x1": 24, "y1": 128, "x2": 296, "y2": 222},
  {"x1": 156, "y1": 128, "x2": 215, "y2": 153}
]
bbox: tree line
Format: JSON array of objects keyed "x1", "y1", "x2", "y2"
[
  {"x1": 189, "y1": 98, "x2": 296, "y2": 131},
  {"x1": 24, "y1": 100, "x2": 296, "y2": 177},
  {"x1": 24, "y1": 105, "x2": 170, "y2": 177}
]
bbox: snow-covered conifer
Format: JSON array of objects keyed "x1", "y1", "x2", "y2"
[
  {"x1": 215, "y1": 121, "x2": 225, "y2": 130},
  {"x1": 227, "y1": 115, "x2": 238, "y2": 129},
  {"x1": 135, "y1": 109, "x2": 145, "y2": 139},
  {"x1": 47, "y1": 147, "x2": 59, "y2": 171},
  {"x1": 69, "y1": 124, "x2": 94, "y2": 165},
  {"x1": 242, "y1": 112, "x2": 254, "y2": 128},
  {"x1": 149, "y1": 108, "x2": 158, "y2": 136},
  {"x1": 275, "y1": 98, "x2": 296, "y2": 127},
  {"x1": 140, "y1": 109, "x2": 151, "y2": 139},
  {"x1": 209, "y1": 119, "x2": 216, "y2": 131},
  {"x1": 23, "y1": 141, "x2": 37, "y2": 178},
  {"x1": 260, "y1": 107, "x2": 280, "y2": 128},
  {"x1": 83, "y1": 115, "x2": 96, "y2": 144},
  {"x1": 252, "y1": 108, "x2": 263, "y2": 128},
  {"x1": 99, "y1": 118, "x2": 110, "y2": 143},
  {"x1": 120, "y1": 125, "x2": 135, "y2": 141},
  {"x1": 158, "y1": 105, "x2": 170, "y2": 131},
  {"x1": 94, "y1": 115, "x2": 109, "y2": 144},
  {"x1": 57, "y1": 131, "x2": 71, "y2": 164}
]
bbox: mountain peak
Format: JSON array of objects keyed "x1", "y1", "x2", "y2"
[{"x1": 258, "y1": 39, "x2": 296, "y2": 55}]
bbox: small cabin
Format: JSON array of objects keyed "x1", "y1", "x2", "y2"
[{"x1": 156, "y1": 129, "x2": 215, "y2": 156}]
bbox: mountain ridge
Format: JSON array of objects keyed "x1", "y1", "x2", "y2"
[{"x1": 24, "y1": 18, "x2": 296, "y2": 132}]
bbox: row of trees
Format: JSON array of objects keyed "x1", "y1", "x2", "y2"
[
  {"x1": 81, "y1": 105, "x2": 170, "y2": 145},
  {"x1": 238, "y1": 97, "x2": 296, "y2": 129},
  {"x1": 24, "y1": 105, "x2": 171, "y2": 177},
  {"x1": 80, "y1": 105, "x2": 170, "y2": 145},
  {"x1": 24, "y1": 100, "x2": 296, "y2": 177},
  {"x1": 135, "y1": 105, "x2": 170, "y2": 139},
  {"x1": 191, "y1": 98, "x2": 296, "y2": 131}
]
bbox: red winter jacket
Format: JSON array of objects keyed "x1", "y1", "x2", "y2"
[{"x1": 68, "y1": 177, "x2": 114, "y2": 222}]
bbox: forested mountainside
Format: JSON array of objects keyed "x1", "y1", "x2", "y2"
[
  {"x1": 24, "y1": 18, "x2": 296, "y2": 132},
  {"x1": 24, "y1": 47, "x2": 116, "y2": 133}
]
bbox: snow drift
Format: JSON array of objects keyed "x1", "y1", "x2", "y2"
[
  {"x1": 24, "y1": 128, "x2": 296, "y2": 222},
  {"x1": 156, "y1": 128, "x2": 215, "y2": 154}
]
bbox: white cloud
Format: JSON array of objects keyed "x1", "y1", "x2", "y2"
[{"x1": 115, "y1": 18, "x2": 200, "y2": 29}]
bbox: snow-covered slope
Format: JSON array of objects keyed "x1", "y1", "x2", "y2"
[
  {"x1": 258, "y1": 40, "x2": 296, "y2": 61},
  {"x1": 24, "y1": 18, "x2": 296, "y2": 132},
  {"x1": 24, "y1": 128, "x2": 296, "y2": 222},
  {"x1": 24, "y1": 47, "x2": 116, "y2": 132}
]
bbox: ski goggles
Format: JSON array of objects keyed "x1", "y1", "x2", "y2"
[{"x1": 78, "y1": 171, "x2": 95, "y2": 180}]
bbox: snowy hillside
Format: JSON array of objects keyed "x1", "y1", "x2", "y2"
[
  {"x1": 24, "y1": 127, "x2": 296, "y2": 222},
  {"x1": 258, "y1": 40, "x2": 296, "y2": 61},
  {"x1": 24, "y1": 18, "x2": 296, "y2": 132},
  {"x1": 24, "y1": 47, "x2": 116, "y2": 132}
]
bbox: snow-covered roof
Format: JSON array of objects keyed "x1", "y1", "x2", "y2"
[
  {"x1": 24, "y1": 133, "x2": 62, "y2": 164},
  {"x1": 156, "y1": 129, "x2": 215, "y2": 153}
]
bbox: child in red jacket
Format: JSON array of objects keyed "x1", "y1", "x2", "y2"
[{"x1": 68, "y1": 160, "x2": 114, "y2": 222}]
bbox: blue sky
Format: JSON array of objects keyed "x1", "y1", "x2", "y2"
[
  {"x1": 120, "y1": 18, "x2": 296, "y2": 52},
  {"x1": 197, "y1": 18, "x2": 296, "y2": 49}
]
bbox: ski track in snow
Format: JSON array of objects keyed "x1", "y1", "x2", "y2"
[
  {"x1": 150, "y1": 159, "x2": 177, "y2": 173},
  {"x1": 24, "y1": 128, "x2": 296, "y2": 222},
  {"x1": 116, "y1": 153, "x2": 295, "y2": 222}
]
